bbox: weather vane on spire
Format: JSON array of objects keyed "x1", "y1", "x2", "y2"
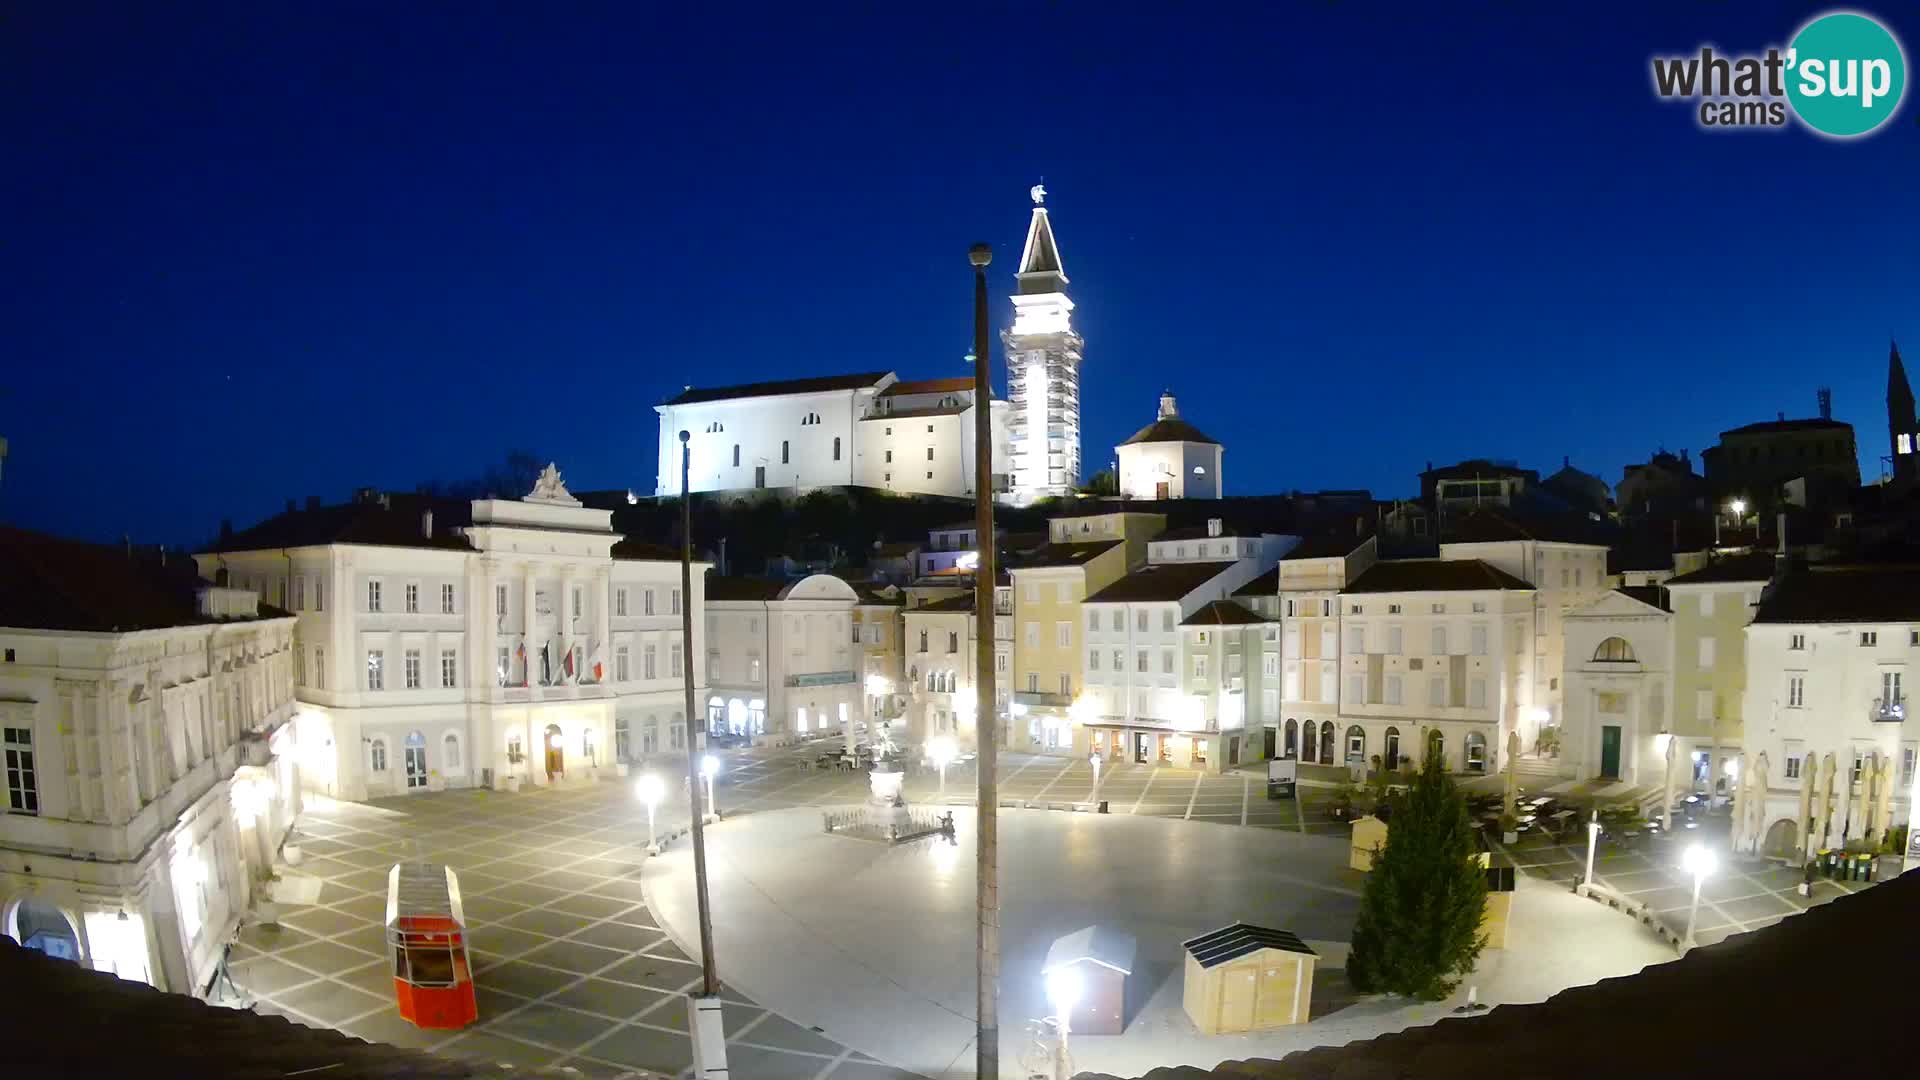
[{"x1": 1030, "y1": 182, "x2": 1046, "y2": 205}]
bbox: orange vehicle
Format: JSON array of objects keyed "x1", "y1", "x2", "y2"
[{"x1": 384, "y1": 861, "x2": 477, "y2": 1029}]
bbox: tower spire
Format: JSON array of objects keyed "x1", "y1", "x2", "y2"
[{"x1": 1016, "y1": 185, "x2": 1067, "y2": 294}]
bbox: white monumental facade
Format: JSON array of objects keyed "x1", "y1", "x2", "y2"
[
  {"x1": 1, "y1": 527, "x2": 300, "y2": 999},
  {"x1": 654, "y1": 372, "x2": 1010, "y2": 500},
  {"x1": 1561, "y1": 587, "x2": 1673, "y2": 787},
  {"x1": 1739, "y1": 566, "x2": 1920, "y2": 861},
  {"x1": 703, "y1": 574, "x2": 862, "y2": 742},
  {"x1": 198, "y1": 467, "x2": 706, "y2": 802},
  {"x1": 1004, "y1": 185, "x2": 1083, "y2": 502},
  {"x1": 1115, "y1": 392, "x2": 1223, "y2": 500}
]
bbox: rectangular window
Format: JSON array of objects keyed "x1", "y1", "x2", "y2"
[
  {"x1": 1056, "y1": 622, "x2": 1071, "y2": 647},
  {"x1": 1575, "y1": 568, "x2": 1583, "y2": 587},
  {"x1": 1787, "y1": 674, "x2": 1805, "y2": 708},
  {"x1": 1882, "y1": 670, "x2": 1902, "y2": 704},
  {"x1": 314, "y1": 580, "x2": 324, "y2": 611},
  {"x1": 367, "y1": 650, "x2": 385, "y2": 691},
  {"x1": 571, "y1": 589, "x2": 582, "y2": 619},
  {"x1": 1429, "y1": 676, "x2": 1446, "y2": 706},
  {"x1": 833, "y1": 436, "x2": 841, "y2": 461},
  {"x1": 1136, "y1": 610, "x2": 1149, "y2": 632},
  {"x1": 644, "y1": 589, "x2": 656, "y2": 616},
  {"x1": 1471, "y1": 625, "x2": 1489, "y2": 656},
  {"x1": 996, "y1": 653, "x2": 1009, "y2": 673},
  {"x1": 496, "y1": 584, "x2": 508, "y2": 617},
  {"x1": 1387, "y1": 626, "x2": 1403, "y2": 655},
  {"x1": 1698, "y1": 637, "x2": 1716, "y2": 669},
  {"x1": 616, "y1": 589, "x2": 629, "y2": 617},
  {"x1": 1027, "y1": 672, "x2": 1039, "y2": 693},
  {"x1": 1137, "y1": 649, "x2": 1149, "y2": 673},
  {"x1": 1785, "y1": 753, "x2": 1802, "y2": 780},
  {"x1": 1162, "y1": 610, "x2": 1176, "y2": 632},
  {"x1": 1384, "y1": 674, "x2": 1403, "y2": 705},
  {"x1": 1430, "y1": 603, "x2": 1445, "y2": 615},
  {"x1": 1468, "y1": 677, "x2": 1487, "y2": 708},
  {"x1": 1700, "y1": 592, "x2": 1715, "y2": 617},
  {"x1": 1790, "y1": 633, "x2": 1805, "y2": 650},
  {"x1": 293, "y1": 576, "x2": 305, "y2": 611},
  {"x1": 1161, "y1": 648, "x2": 1175, "y2": 674},
  {"x1": 645, "y1": 646, "x2": 658, "y2": 680},
  {"x1": 1322, "y1": 599, "x2": 1332, "y2": 617},
  {"x1": 368, "y1": 580, "x2": 383, "y2": 612},
  {"x1": 404, "y1": 582, "x2": 419, "y2": 613},
  {"x1": 1347, "y1": 673, "x2": 1366, "y2": 704},
  {"x1": 1056, "y1": 582, "x2": 1072, "y2": 602},
  {"x1": 1024, "y1": 623, "x2": 1039, "y2": 647},
  {"x1": 1282, "y1": 661, "x2": 1299, "y2": 699},
  {"x1": 1560, "y1": 568, "x2": 1569, "y2": 587},
  {"x1": 1696, "y1": 688, "x2": 1714, "y2": 720},
  {"x1": 1193, "y1": 655, "x2": 1208, "y2": 680},
  {"x1": 1346, "y1": 627, "x2": 1365, "y2": 654},
  {"x1": 1320, "y1": 666, "x2": 1336, "y2": 702},
  {"x1": 440, "y1": 583, "x2": 455, "y2": 614},
  {"x1": 926, "y1": 447, "x2": 934, "y2": 460},
  {"x1": 1432, "y1": 626, "x2": 1448, "y2": 655},
  {"x1": 671, "y1": 589, "x2": 682, "y2": 615},
  {"x1": 440, "y1": 649, "x2": 457, "y2": 688},
  {"x1": 4, "y1": 726, "x2": 38, "y2": 815},
  {"x1": 1262, "y1": 653, "x2": 1278, "y2": 676},
  {"x1": 1350, "y1": 604, "x2": 1363, "y2": 615},
  {"x1": 885, "y1": 449, "x2": 894, "y2": 463},
  {"x1": 315, "y1": 646, "x2": 325, "y2": 690},
  {"x1": 1059, "y1": 673, "x2": 1071, "y2": 696},
  {"x1": 616, "y1": 645, "x2": 631, "y2": 681},
  {"x1": 782, "y1": 440, "x2": 790, "y2": 464},
  {"x1": 1862, "y1": 631, "x2": 1880, "y2": 647},
  {"x1": 495, "y1": 645, "x2": 510, "y2": 686},
  {"x1": 1088, "y1": 649, "x2": 1100, "y2": 671},
  {"x1": 670, "y1": 644, "x2": 683, "y2": 678},
  {"x1": 1087, "y1": 610, "x2": 1100, "y2": 633},
  {"x1": 404, "y1": 649, "x2": 421, "y2": 689},
  {"x1": 1387, "y1": 604, "x2": 1402, "y2": 615},
  {"x1": 1904, "y1": 746, "x2": 1918, "y2": 788},
  {"x1": 1110, "y1": 610, "x2": 1124, "y2": 631},
  {"x1": 1111, "y1": 648, "x2": 1123, "y2": 672}
]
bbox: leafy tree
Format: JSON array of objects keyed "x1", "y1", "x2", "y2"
[
  {"x1": 1346, "y1": 753, "x2": 1488, "y2": 1000},
  {"x1": 1077, "y1": 469, "x2": 1118, "y2": 496}
]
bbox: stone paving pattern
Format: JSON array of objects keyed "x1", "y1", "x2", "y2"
[{"x1": 230, "y1": 740, "x2": 1884, "y2": 1077}]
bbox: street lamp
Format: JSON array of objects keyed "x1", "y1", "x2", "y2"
[
  {"x1": 1729, "y1": 498, "x2": 1746, "y2": 519},
  {"x1": 636, "y1": 773, "x2": 665, "y2": 854},
  {"x1": 1089, "y1": 752, "x2": 1102, "y2": 804},
  {"x1": 1044, "y1": 967, "x2": 1080, "y2": 1080},
  {"x1": 701, "y1": 755, "x2": 721, "y2": 823},
  {"x1": 1682, "y1": 844, "x2": 1716, "y2": 948},
  {"x1": 929, "y1": 735, "x2": 957, "y2": 796},
  {"x1": 1654, "y1": 732, "x2": 1677, "y2": 832}
]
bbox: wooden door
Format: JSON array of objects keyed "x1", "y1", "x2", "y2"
[
  {"x1": 1255, "y1": 962, "x2": 1293, "y2": 1027},
  {"x1": 1155, "y1": 481, "x2": 1169, "y2": 499},
  {"x1": 1600, "y1": 725, "x2": 1622, "y2": 779},
  {"x1": 1219, "y1": 966, "x2": 1257, "y2": 1032}
]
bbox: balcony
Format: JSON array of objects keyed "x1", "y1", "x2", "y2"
[
  {"x1": 787, "y1": 670, "x2": 857, "y2": 688},
  {"x1": 1871, "y1": 696, "x2": 1906, "y2": 723},
  {"x1": 1014, "y1": 689, "x2": 1072, "y2": 708}
]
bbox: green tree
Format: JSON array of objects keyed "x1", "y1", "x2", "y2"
[
  {"x1": 1346, "y1": 753, "x2": 1488, "y2": 1000},
  {"x1": 1077, "y1": 469, "x2": 1118, "y2": 496}
]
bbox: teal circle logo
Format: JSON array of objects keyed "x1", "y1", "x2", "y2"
[{"x1": 1786, "y1": 11, "x2": 1906, "y2": 137}]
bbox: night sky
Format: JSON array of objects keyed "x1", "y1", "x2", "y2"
[{"x1": 6, "y1": 3, "x2": 1919, "y2": 545}]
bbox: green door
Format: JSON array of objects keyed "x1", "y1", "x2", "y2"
[{"x1": 1600, "y1": 725, "x2": 1622, "y2": 779}]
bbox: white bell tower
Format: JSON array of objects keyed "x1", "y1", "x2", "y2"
[{"x1": 1003, "y1": 184, "x2": 1082, "y2": 503}]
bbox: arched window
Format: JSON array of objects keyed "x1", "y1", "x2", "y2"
[
  {"x1": 1344, "y1": 724, "x2": 1366, "y2": 762},
  {"x1": 615, "y1": 716, "x2": 631, "y2": 763},
  {"x1": 369, "y1": 738, "x2": 389, "y2": 772},
  {"x1": 1319, "y1": 721, "x2": 1336, "y2": 764},
  {"x1": 919, "y1": 630, "x2": 930, "y2": 652},
  {"x1": 732, "y1": 444, "x2": 741, "y2": 467},
  {"x1": 1464, "y1": 731, "x2": 1488, "y2": 773},
  {"x1": 833, "y1": 436, "x2": 842, "y2": 461},
  {"x1": 443, "y1": 732, "x2": 462, "y2": 771},
  {"x1": 707, "y1": 696, "x2": 725, "y2": 731},
  {"x1": 1427, "y1": 728, "x2": 1445, "y2": 766},
  {"x1": 1283, "y1": 718, "x2": 1298, "y2": 758},
  {"x1": 1593, "y1": 637, "x2": 1636, "y2": 662},
  {"x1": 1385, "y1": 726, "x2": 1402, "y2": 770}
]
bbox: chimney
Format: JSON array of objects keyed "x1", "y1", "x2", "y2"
[
  {"x1": 422, "y1": 509, "x2": 434, "y2": 539},
  {"x1": 306, "y1": 495, "x2": 321, "y2": 512}
]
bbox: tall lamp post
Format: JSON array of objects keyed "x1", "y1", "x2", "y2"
[
  {"x1": 636, "y1": 773, "x2": 665, "y2": 855},
  {"x1": 1682, "y1": 844, "x2": 1715, "y2": 949},
  {"x1": 1583, "y1": 810, "x2": 1600, "y2": 889},
  {"x1": 968, "y1": 241, "x2": 1001, "y2": 1080},
  {"x1": 863, "y1": 674, "x2": 891, "y2": 758},
  {"x1": 676, "y1": 430, "x2": 726, "y2": 1080},
  {"x1": 1655, "y1": 732, "x2": 1677, "y2": 832},
  {"x1": 930, "y1": 735, "x2": 957, "y2": 797},
  {"x1": 701, "y1": 755, "x2": 721, "y2": 823}
]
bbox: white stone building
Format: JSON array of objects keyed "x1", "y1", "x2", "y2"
[
  {"x1": 1115, "y1": 392, "x2": 1223, "y2": 500},
  {"x1": 902, "y1": 594, "x2": 982, "y2": 749},
  {"x1": 1004, "y1": 185, "x2": 1083, "y2": 502},
  {"x1": 653, "y1": 371, "x2": 1010, "y2": 500},
  {"x1": 1561, "y1": 586, "x2": 1673, "y2": 787},
  {"x1": 1078, "y1": 525, "x2": 1292, "y2": 770},
  {"x1": 703, "y1": 574, "x2": 862, "y2": 742},
  {"x1": 198, "y1": 467, "x2": 705, "y2": 802},
  {"x1": 1739, "y1": 565, "x2": 1920, "y2": 860},
  {"x1": 1, "y1": 526, "x2": 300, "y2": 999}
]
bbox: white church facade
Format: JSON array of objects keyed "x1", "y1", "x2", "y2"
[{"x1": 1116, "y1": 391, "x2": 1224, "y2": 500}]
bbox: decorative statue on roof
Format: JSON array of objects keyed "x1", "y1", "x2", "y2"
[{"x1": 526, "y1": 462, "x2": 580, "y2": 505}]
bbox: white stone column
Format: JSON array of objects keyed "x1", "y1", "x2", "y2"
[
  {"x1": 594, "y1": 567, "x2": 612, "y2": 683},
  {"x1": 522, "y1": 563, "x2": 538, "y2": 686}
]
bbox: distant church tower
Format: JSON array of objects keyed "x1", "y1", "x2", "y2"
[
  {"x1": 1891, "y1": 340, "x2": 1918, "y2": 488},
  {"x1": 1003, "y1": 184, "x2": 1082, "y2": 502}
]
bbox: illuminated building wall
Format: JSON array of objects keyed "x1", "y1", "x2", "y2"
[{"x1": 1004, "y1": 187, "x2": 1083, "y2": 503}]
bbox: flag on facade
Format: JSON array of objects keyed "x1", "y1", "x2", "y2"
[
  {"x1": 517, "y1": 638, "x2": 528, "y2": 687},
  {"x1": 562, "y1": 646, "x2": 576, "y2": 681},
  {"x1": 590, "y1": 645, "x2": 604, "y2": 683}
]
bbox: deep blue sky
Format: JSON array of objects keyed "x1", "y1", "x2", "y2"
[{"x1": 5, "y1": 3, "x2": 1918, "y2": 544}]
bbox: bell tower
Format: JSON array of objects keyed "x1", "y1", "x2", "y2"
[{"x1": 1003, "y1": 184, "x2": 1082, "y2": 503}]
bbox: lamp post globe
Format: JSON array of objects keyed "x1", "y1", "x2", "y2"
[{"x1": 1682, "y1": 844, "x2": 1716, "y2": 947}]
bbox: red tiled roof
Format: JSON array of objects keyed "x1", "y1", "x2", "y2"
[
  {"x1": 0, "y1": 527, "x2": 283, "y2": 633},
  {"x1": 880, "y1": 376, "x2": 975, "y2": 396}
]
